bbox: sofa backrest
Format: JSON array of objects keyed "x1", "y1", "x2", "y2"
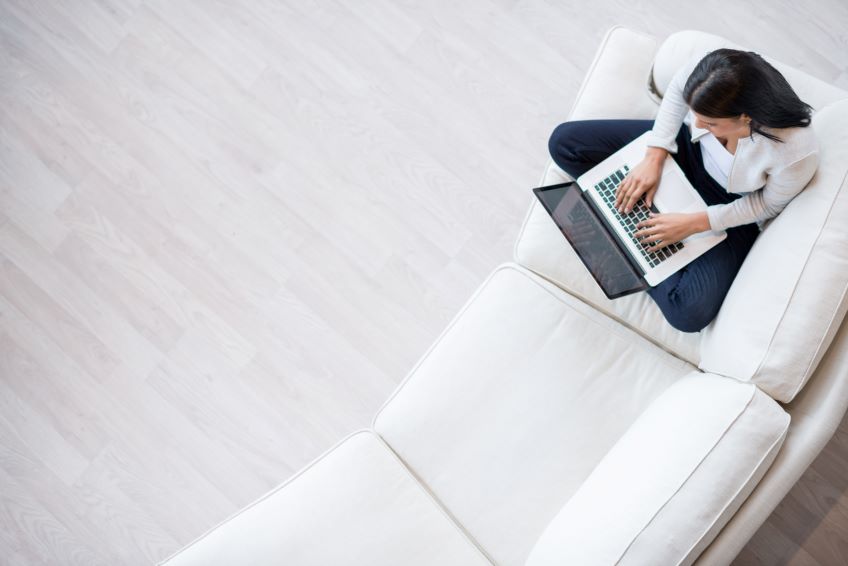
[
  {"x1": 701, "y1": 100, "x2": 848, "y2": 402},
  {"x1": 649, "y1": 31, "x2": 848, "y2": 403}
]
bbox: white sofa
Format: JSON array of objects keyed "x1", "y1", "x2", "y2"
[{"x1": 161, "y1": 27, "x2": 848, "y2": 566}]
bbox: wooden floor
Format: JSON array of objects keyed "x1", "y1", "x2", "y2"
[{"x1": 0, "y1": 1, "x2": 846, "y2": 564}]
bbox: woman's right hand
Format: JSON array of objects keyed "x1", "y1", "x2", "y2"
[{"x1": 615, "y1": 147, "x2": 667, "y2": 213}]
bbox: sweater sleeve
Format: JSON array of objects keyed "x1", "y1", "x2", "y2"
[
  {"x1": 644, "y1": 55, "x2": 702, "y2": 154},
  {"x1": 706, "y1": 151, "x2": 820, "y2": 231}
]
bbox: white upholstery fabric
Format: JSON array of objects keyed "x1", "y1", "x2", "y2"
[
  {"x1": 700, "y1": 99, "x2": 848, "y2": 402},
  {"x1": 160, "y1": 430, "x2": 492, "y2": 566},
  {"x1": 373, "y1": 263, "x2": 694, "y2": 566},
  {"x1": 515, "y1": 161, "x2": 702, "y2": 364},
  {"x1": 525, "y1": 373, "x2": 789, "y2": 566}
]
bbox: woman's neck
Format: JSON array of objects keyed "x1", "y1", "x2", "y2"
[{"x1": 716, "y1": 135, "x2": 739, "y2": 155}]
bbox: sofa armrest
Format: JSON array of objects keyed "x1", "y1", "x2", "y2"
[
  {"x1": 525, "y1": 373, "x2": 789, "y2": 566},
  {"x1": 566, "y1": 25, "x2": 661, "y2": 121},
  {"x1": 695, "y1": 312, "x2": 848, "y2": 565}
]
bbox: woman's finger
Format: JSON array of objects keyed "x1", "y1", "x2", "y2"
[
  {"x1": 646, "y1": 189, "x2": 654, "y2": 208},
  {"x1": 624, "y1": 190, "x2": 642, "y2": 213},
  {"x1": 617, "y1": 188, "x2": 629, "y2": 211},
  {"x1": 640, "y1": 228, "x2": 659, "y2": 240},
  {"x1": 647, "y1": 239, "x2": 665, "y2": 253},
  {"x1": 640, "y1": 232, "x2": 659, "y2": 244},
  {"x1": 615, "y1": 179, "x2": 630, "y2": 207}
]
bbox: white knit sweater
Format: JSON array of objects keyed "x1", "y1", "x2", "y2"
[{"x1": 644, "y1": 55, "x2": 820, "y2": 232}]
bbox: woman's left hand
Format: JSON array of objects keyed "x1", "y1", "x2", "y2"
[{"x1": 633, "y1": 212, "x2": 709, "y2": 253}]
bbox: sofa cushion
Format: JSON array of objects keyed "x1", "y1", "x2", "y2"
[
  {"x1": 373, "y1": 263, "x2": 694, "y2": 566},
  {"x1": 699, "y1": 99, "x2": 848, "y2": 402},
  {"x1": 515, "y1": 160, "x2": 702, "y2": 364},
  {"x1": 525, "y1": 373, "x2": 790, "y2": 566},
  {"x1": 159, "y1": 430, "x2": 492, "y2": 566}
]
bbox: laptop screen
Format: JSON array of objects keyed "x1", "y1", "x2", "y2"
[{"x1": 533, "y1": 183, "x2": 647, "y2": 299}]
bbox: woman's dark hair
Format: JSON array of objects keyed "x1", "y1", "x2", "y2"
[{"x1": 682, "y1": 48, "x2": 813, "y2": 143}]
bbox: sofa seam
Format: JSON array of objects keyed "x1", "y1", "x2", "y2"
[
  {"x1": 746, "y1": 168, "x2": 848, "y2": 392},
  {"x1": 370, "y1": 263, "x2": 692, "y2": 560},
  {"x1": 371, "y1": 431, "x2": 499, "y2": 565},
  {"x1": 677, "y1": 419, "x2": 790, "y2": 566},
  {"x1": 371, "y1": 263, "x2": 514, "y2": 430},
  {"x1": 565, "y1": 24, "x2": 625, "y2": 121},
  {"x1": 612, "y1": 384, "x2": 758, "y2": 565},
  {"x1": 486, "y1": 265, "x2": 694, "y2": 374},
  {"x1": 565, "y1": 24, "x2": 660, "y2": 120},
  {"x1": 157, "y1": 428, "x2": 375, "y2": 565},
  {"x1": 792, "y1": 278, "x2": 848, "y2": 400},
  {"x1": 569, "y1": 25, "x2": 660, "y2": 122},
  {"x1": 513, "y1": 197, "x2": 544, "y2": 266},
  {"x1": 515, "y1": 263, "x2": 698, "y2": 369},
  {"x1": 787, "y1": 170, "x2": 848, "y2": 399},
  {"x1": 514, "y1": 160, "x2": 571, "y2": 264},
  {"x1": 160, "y1": 428, "x2": 499, "y2": 565},
  {"x1": 373, "y1": 261, "x2": 690, "y2": 433}
]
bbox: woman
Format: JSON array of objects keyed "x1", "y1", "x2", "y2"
[{"x1": 548, "y1": 48, "x2": 820, "y2": 332}]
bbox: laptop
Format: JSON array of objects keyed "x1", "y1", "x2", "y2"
[{"x1": 533, "y1": 131, "x2": 727, "y2": 299}]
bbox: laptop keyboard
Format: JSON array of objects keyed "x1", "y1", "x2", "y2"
[{"x1": 593, "y1": 165, "x2": 685, "y2": 268}]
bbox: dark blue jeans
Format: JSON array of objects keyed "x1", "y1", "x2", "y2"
[{"x1": 548, "y1": 119, "x2": 760, "y2": 333}]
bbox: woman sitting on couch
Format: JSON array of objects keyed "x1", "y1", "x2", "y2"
[{"x1": 548, "y1": 48, "x2": 820, "y2": 333}]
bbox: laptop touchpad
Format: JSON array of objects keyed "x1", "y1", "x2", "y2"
[{"x1": 655, "y1": 171, "x2": 700, "y2": 213}]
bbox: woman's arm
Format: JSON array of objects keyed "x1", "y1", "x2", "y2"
[
  {"x1": 705, "y1": 151, "x2": 820, "y2": 231},
  {"x1": 644, "y1": 54, "x2": 703, "y2": 154},
  {"x1": 617, "y1": 55, "x2": 703, "y2": 213}
]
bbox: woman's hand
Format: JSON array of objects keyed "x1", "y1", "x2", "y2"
[
  {"x1": 615, "y1": 150, "x2": 665, "y2": 213},
  {"x1": 633, "y1": 212, "x2": 711, "y2": 253}
]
